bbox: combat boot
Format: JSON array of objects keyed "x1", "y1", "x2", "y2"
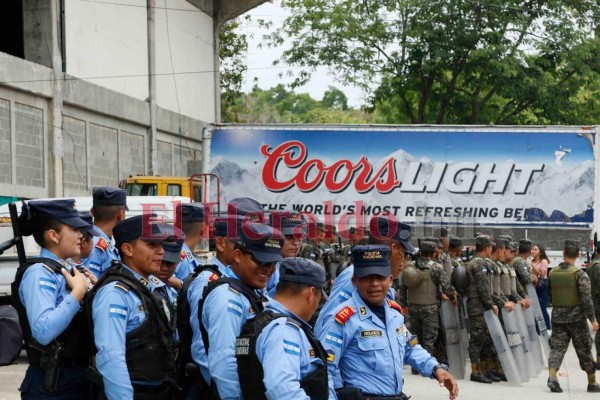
[
  {"x1": 470, "y1": 372, "x2": 492, "y2": 384},
  {"x1": 485, "y1": 371, "x2": 502, "y2": 382},
  {"x1": 588, "y1": 384, "x2": 600, "y2": 392},
  {"x1": 547, "y1": 377, "x2": 563, "y2": 393}
]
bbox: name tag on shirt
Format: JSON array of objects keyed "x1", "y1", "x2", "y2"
[{"x1": 361, "y1": 330, "x2": 383, "y2": 338}]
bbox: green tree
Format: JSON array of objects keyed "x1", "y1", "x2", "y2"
[
  {"x1": 268, "y1": 0, "x2": 600, "y2": 124},
  {"x1": 322, "y1": 86, "x2": 349, "y2": 110},
  {"x1": 219, "y1": 17, "x2": 250, "y2": 122}
]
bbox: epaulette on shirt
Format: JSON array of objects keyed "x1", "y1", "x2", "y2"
[
  {"x1": 96, "y1": 238, "x2": 108, "y2": 252},
  {"x1": 115, "y1": 284, "x2": 129, "y2": 293},
  {"x1": 387, "y1": 299, "x2": 403, "y2": 313},
  {"x1": 335, "y1": 306, "x2": 355, "y2": 325},
  {"x1": 228, "y1": 285, "x2": 241, "y2": 294},
  {"x1": 209, "y1": 273, "x2": 219, "y2": 282}
]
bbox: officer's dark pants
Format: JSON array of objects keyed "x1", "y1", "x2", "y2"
[
  {"x1": 549, "y1": 321, "x2": 595, "y2": 373},
  {"x1": 468, "y1": 314, "x2": 493, "y2": 364},
  {"x1": 409, "y1": 304, "x2": 439, "y2": 355},
  {"x1": 19, "y1": 365, "x2": 89, "y2": 400}
]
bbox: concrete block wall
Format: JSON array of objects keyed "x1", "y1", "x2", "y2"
[
  {"x1": 14, "y1": 103, "x2": 45, "y2": 188},
  {"x1": 0, "y1": 99, "x2": 11, "y2": 184},
  {"x1": 62, "y1": 116, "x2": 88, "y2": 194}
]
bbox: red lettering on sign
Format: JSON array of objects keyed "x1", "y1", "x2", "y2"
[{"x1": 260, "y1": 141, "x2": 400, "y2": 194}]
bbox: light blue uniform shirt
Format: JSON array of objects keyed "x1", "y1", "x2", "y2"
[
  {"x1": 19, "y1": 249, "x2": 81, "y2": 345},
  {"x1": 315, "y1": 265, "x2": 395, "y2": 333},
  {"x1": 201, "y1": 266, "x2": 267, "y2": 400},
  {"x1": 317, "y1": 290, "x2": 437, "y2": 398},
  {"x1": 256, "y1": 299, "x2": 326, "y2": 400},
  {"x1": 92, "y1": 264, "x2": 175, "y2": 400},
  {"x1": 174, "y1": 243, "x2": 200, "y2": 281},
  {"x1": 85, "y1": 228, "x2": 120, "y2": 278},
  {"x1": 266, "y1": 261, "x2": 281, "y2": 298},
  {"x1": 189, "y1": 257, "x2": 228, "y2": 383}
]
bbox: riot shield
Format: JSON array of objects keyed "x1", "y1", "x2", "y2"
[
  {"x1": 501, "y1": 308, "x2": 529, "y2": 382},
  {"x1": 523, "y1": 305, "x2": 544, "y2": 373},
  {"x1": 440, "y1": 301, "x2": 465, "y2": 380},
  {"x1": 514, "y1": 304, "x2": 538, "y2": 377},
  {"x1": 526, "y1": 282, "x2": 551, "y2": 361},
  {"x1": 458, "y1": 296, "x2": 470, "y2": 364},
  {"x1": 483, "y1": 310, "x2": 521, "y2": 386}
]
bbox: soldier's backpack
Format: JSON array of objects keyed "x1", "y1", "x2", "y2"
[{"x1": 0, "y1": 305, "x2": 22, "y2": 366}]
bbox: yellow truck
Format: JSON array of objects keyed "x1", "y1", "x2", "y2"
[{"x1": 122, "y1": 173, "x2": 220, "y2": 207}]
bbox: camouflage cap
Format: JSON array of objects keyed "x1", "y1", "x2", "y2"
[
  {"x1": 448, "y1": 236, "x2": 463, "y2": 248},
  {"x1": 422, "y1": 236, "x2": 443, "y2": 249},
  {"x1": 434, "y1": 227, "x2": 449, "y2": 238},
  {"x1": 508, "y1": 241, "x2": 518, "y2": 251},
  {"x1": 475, "y1": 234, "x2": 493, "y2": 248},
  {"x1": 497, "y1": 234, "x2": 513, "y2": 241},
  {"x1": 419, "y1": 240, "x2": 438, "y2": 253},
  {"x1": 564, "y1": 239, "x2": 580, "y2": 250}
]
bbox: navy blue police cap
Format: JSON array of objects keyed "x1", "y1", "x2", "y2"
[
  {"x1": 235, "y1": 223, "x2": 284, "y2": 264},
  {"x1": 177, "y1": 202, "x2": 205, "y2": 223},
  {"x1": 269, "y1": 211, "x2": 307, "y2": 238},
  {"x1": 161, "y1": 225, "x2": 185, "y2": 264},
  {"x1": 213, "y1": 215, "x2": 245, "y2": 238},
  {"x1": 369, "y1": 215, "x2": 415, "y2": 254},
  {"x1": 352, "y1": 245, "x2": 391, "y2": 278},
  {"x1": 113, "y1": 214, "x2": 171, "y2": 250},
  {"x1": 279, "y1": 257, "x2": 328, "y2": 300},
  {"x1": 29, "y1": 199, "x2": 89, "y2": 229},
  {"x1": 78, "y1": 211, "x2": 102, "y2": 237},
  {"x1": 92, "y1": 187, "x2": 128, "y2": 210},
  {"x1": 228, "y1": 197, "x2": 266, "y2": 223}
]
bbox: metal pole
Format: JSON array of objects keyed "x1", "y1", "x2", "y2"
[{"x1": 147, "y1": 0, "x2": 158, "y2": 175}]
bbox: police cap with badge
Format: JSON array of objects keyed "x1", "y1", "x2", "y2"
[
  {"x1": 352, "y1": 245, "x2": 391, "y2": 278},
  {"x1": 27, "y1": 199, "x2": 90, "y2": 231},
  {"x1": 368, "y1": 216, "x2": 416, "y2": 255},
  {"x1": 161, "y1": 225, "x2": 185, "y2": 264},
  {"x1": 279, "y1": 257, "x2": 329, "y2": 300},
  {"x1": 235, "y1": 223, "x2": 284, "y2": 264},
  {"x1": 270, "y1": 211, "x2": 307, "y2": 238},
  {"x1": 213, "y1": 215, "x2": 245, "y2": 238},
  {"x1": 113, "y1": 214, "x2": 171, "y2": 253},
  {"x1": 228, "y1": 197, "x2": 265, "y2": 223},
  {"x1": 78, "y1": 211, "x2": 102, "y2": 237},
  {"x1": 92, "y1": 186, "x2": 128, "y2": 209}
]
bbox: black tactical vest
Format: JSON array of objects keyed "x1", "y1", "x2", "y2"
[
  {"x1": 86, "y1": 263, "x2": 177, "y2": 383},
  {"x1": 235, "y1": 310, "x2": 329, "y2": 400},
  {"x1": 175, "y1": 264, "x2": 221, "y2": 378},
  {"x1": 11, "y1": 257, "x2": 92, "y2": 367}
]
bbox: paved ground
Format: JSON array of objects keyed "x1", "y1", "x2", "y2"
[{"x1": 1, "y1": 341, "x2": 598, "y2": 399}]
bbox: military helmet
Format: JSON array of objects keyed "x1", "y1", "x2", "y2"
[{"x1": 401, "y1": 264, "x2": 423, "y2": 288}]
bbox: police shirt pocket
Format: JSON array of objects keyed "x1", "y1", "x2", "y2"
[{"x1": 357, "y1": 336, "x2": 387, "y2": 369}]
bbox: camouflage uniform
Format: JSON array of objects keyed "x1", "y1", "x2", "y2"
[
  {"x1": 513, "y1": 255, "x2": 533, "y2": 295},
  {"x1": 300, "y1": 239, "x2": 324, "y2": 268},
  {"x1": 548, "y1": 262, "x2": 596, "y2": 374},
  {"x1": 587, "y1": 258, "x2": 600, "y2": 361},
  {"x1": 439, "y1": 250, "x2": 453, "y2": 282},
  {"x1": 465, "y1": 256, "x2": 495, "y2": 364},
  {"x1": 399, "y1": 257, "x2": 455, "y2": 355},
  {"x1": 490, "y1": 259, "x2": 511, "y2": 310}
]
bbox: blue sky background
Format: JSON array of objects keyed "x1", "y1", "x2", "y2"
[{"x1": 212, "y1": 129, "x2": 594, "y2": 167}]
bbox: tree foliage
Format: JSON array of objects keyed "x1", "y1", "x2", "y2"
[
  {"x1": 268, "y1": 0, "x2": 600, "y2": 125},
  {"x1": 224, "y1": 84, "x2": 371, "y2": 123},
  {"x1": 219, "y1": 17, "x2": 250, "y2": 122}
]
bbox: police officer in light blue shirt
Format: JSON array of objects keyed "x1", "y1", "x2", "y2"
[
  {"x1": 89, "y1": 214, "x2": 180, "y2": 400},
  {"x1": 266, "y1": 211, "x2": 307, "y2": 297},
  {"x1": 317, "y1": 245, "x2": 458, "y2": 400},
  {"x1": 236, "y1": 257, "x2": 329, "y2": 400},
  {"x1": 316, "y1": 216, "x2": 415, "y2": 334},
  {"x1": 15, "y1": 199, "x2": 93, "y2": 399},
  {"x1": 173, "y1": 203, "x2": 206, "y2": 280},
  {"x1": 86, "y1": 187, "x2": 127, "y2": 278},
  {"x1": 201, "y1": 223, "x2": 283, "y2": 400},
  {"x1": 156, "y1": 226, "x2": 185, "y2": 301}
]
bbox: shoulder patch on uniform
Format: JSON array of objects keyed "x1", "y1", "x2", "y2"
[
  {"x1": 227, "y1": 299, "x2": 243, "y2": 316},
  {"x1": 209, "y1": 273, "x2": 219, "y2": 282},
  {"x1": 114, "y1": 284, "x2": 129, "y2": 293},
  {"x1": 309, "y1": 348, "x2": 316, "y2": 357},
  {"x1": 409, "y1": 335, "x2": 419, "y2": 347},
  {"x1": 326, "y1": 349, "x2": 335, "y2": 362},
  {"x1": 387, "y1": 299, "x2": 402, "y2": 313},
  {"x1": 39, "y1": 278, "x2": 57, "y2": 292},
  {"x1": 334, "y1": 305, "x2": 355, "y2": 325},
  {"x1": 339, "y1": 289, "x2": 352, "y2": 301},
  {"x1": 359, "y1": 306, "x2": 368, "y2": 316},
  {"x1": 96, "y1": 238, "x2": 108, "y2": 252},
  {"x1": 325, "y1": 332, "x2": 343, "y2": 348},
  {"x1": 283, "y1": 339, "x2": 301, "y2": 356}
]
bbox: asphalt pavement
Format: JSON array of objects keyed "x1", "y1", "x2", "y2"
[{"x1": 1, "y1": 339, "x2": 599, "y2": 399}]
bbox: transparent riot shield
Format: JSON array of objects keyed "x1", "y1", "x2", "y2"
[
  {"x1": 440, "y1": 301, "x2": 465, "y2": 380},
  {"x1": 501, "y1": 308, "x2": 529, "y2": 382},
  {"x1": 458, "y1": 296, "x2": 470, "y2": 364},
  {"x1": 523, "y1": 305, "x2": 544, "y2": 373},
  {"x1": 484, "y1": 310, "x2": 521, "y2": 386},
  {"x1": 514, "y1": 304, "x2": 538, "y2": 377},
  {"x1": 526, "y1": 282, "x2": 551, "y2": 361}
]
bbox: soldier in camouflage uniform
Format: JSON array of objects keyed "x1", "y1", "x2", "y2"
[
  {"x1": 587, "y1": 245, "x2": 600, "y2": 368},
  {"x1": 547, "y1": 240, "x2": 600, "y2": 393},
  {"x1": 513, "y1": 239, "x2": 534, "y2": 294},
  {"x1": 502, "y1": 236, "x2": 531, "y2": 308},
  {"x1": 436, "y1": 228, "x2": 453, "y2": 279},
  {"x1": 300, "y1": 222, "x2": 326, "y2": 267},
  {"x1": 399, "y1": 240, "x2": 455, "y2": 357},
  {"x1": 465, "y1": 235, "x2": 498, "y2": 384}
]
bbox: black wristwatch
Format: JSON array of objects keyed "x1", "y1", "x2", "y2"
[{"x1": 432, "y1": 363, "x2": 450, "y2": 377}]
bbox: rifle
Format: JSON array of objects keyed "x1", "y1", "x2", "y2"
[{"x1": 0, "y1": 202, "x2": 27, "y2": 265}]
